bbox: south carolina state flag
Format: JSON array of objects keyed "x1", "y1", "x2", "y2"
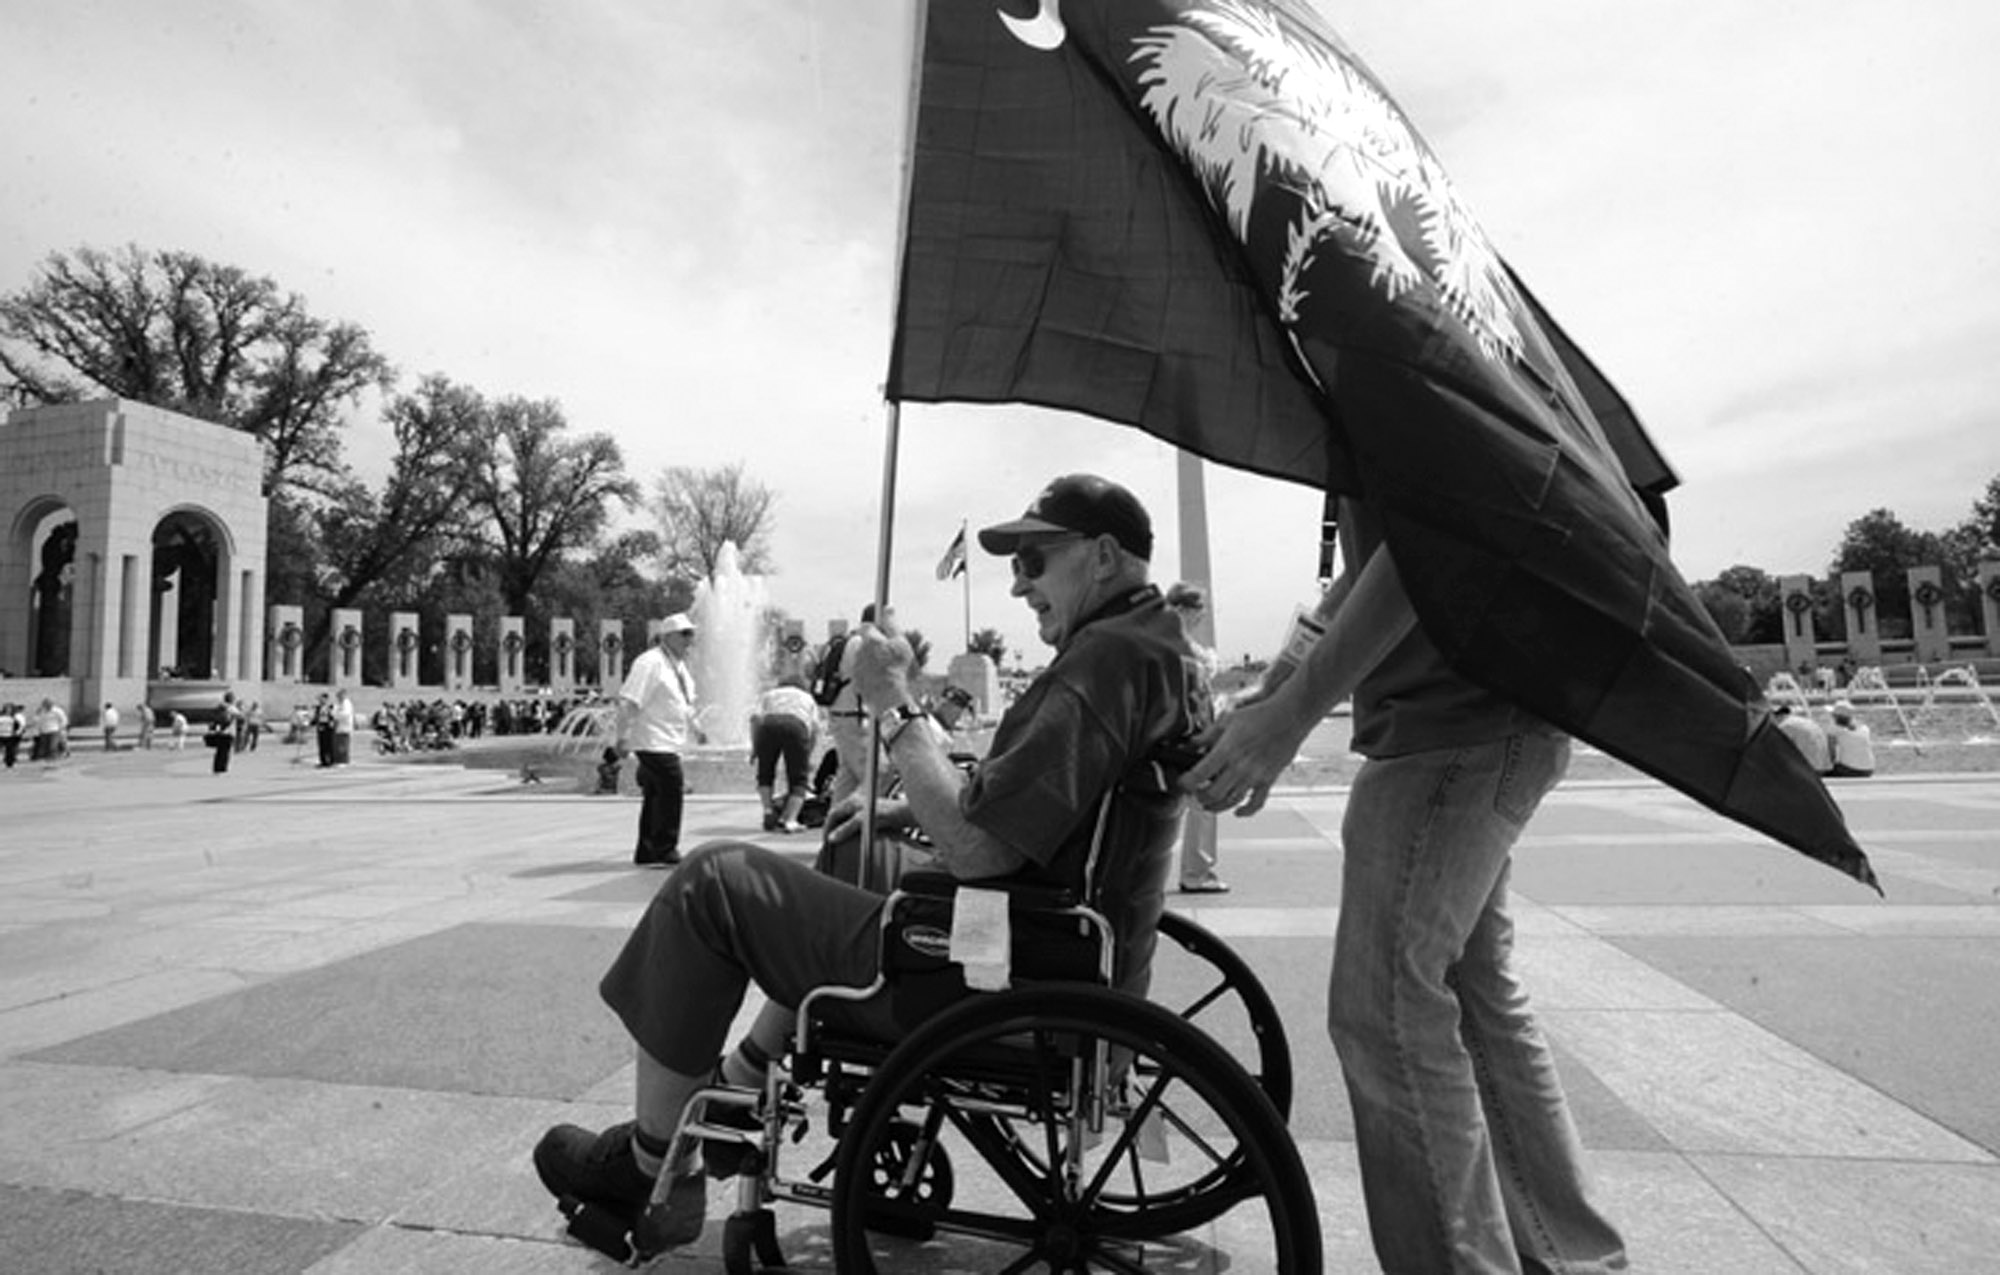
[{"x1": 887, "y1": 0, "x2": 1874, "y2": 889}]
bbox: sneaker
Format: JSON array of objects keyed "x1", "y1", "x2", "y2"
[{"x1": 533, "y1": 1121, "x2": 653, "y2": 1219}]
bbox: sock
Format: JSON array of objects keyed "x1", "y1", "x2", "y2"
[{"x1": 630, "y1": 1127, "x2": 670, "y2": 1178}]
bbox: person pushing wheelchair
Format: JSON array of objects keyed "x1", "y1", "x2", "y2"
[{"x1": 533, "y1": 473, "x2": 1212, "y2": 1255}]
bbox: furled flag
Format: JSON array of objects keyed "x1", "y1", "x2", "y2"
[
  {"x1": 936, "y1": 523, "x2": 968, "y2": 581},
  {"x1": 887, "y1": 0, "x2": 1876, "y2": 888}
]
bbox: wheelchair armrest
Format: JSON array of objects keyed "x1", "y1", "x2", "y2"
[{"x1": 896, "y1": 867, "x2": 1077, "y2": 912}]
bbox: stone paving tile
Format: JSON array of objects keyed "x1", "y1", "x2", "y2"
[
  {"x1": 1543, "y1": 1009, "x2": 1992, "y2": 1163},
  {"x1": 0, "y1": 1183, "x2": 364, "y2": 1275},
  {"x1": 1688, "y1": 1156, "x2": 2000, "y2": 1275},
  {"x1": 6, "y1": 760, "x2": 2000, "y2": 1271}
]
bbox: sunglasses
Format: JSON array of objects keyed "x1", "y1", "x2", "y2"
[{"x1": 1011, "y1": 535, "x2": 1086, "y2": 580}]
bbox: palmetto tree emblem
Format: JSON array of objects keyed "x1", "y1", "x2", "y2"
[{"x1": 1128, "y1": 1, "x2": 1526, "y2": 363}]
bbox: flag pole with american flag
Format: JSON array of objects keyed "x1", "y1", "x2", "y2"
[{"x1": 935, "y1": 520, "x2": 969, "y2": 650}]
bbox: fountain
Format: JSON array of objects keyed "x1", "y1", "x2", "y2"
[{"x1": 689, "y1": 541, "x2": 770, "y2": 749}]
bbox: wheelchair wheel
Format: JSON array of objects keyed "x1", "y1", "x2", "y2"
[
  {"x1": 857, "y1": 1118, "x2": 954, "y2": 1240},
  {"x1": 1153, "y1": 910, "x2": 1294, "y2": 1117},
  {"x1": 830, "y1": 986, "x2": 1321, "y2": 1273}
]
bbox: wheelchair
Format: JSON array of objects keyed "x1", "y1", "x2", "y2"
[{"x1": 563, "y1": 761, "x2": 1320, "y2": 1272}]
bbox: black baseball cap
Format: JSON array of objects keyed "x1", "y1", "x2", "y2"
[{"x1": 977, "y1": 474, "x2": 1153, "y2": 561}]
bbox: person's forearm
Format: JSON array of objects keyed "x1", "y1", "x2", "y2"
[{"x1": 886, "y1": 721, "x2": 1027, "y2": 878}]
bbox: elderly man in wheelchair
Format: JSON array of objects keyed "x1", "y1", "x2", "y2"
[{"x1": 533, "y1": 474, "x2": 1319, "y2": 1271}]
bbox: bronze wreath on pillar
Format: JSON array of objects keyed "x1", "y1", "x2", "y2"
[
  {"x1": 1847, "y1": 587, "x2": 1873, "y2": 635},
  {"x1": 502, "y1": 631, "x2": 524, "y2": 655},
  {"x1": 553, "y1": 631, "x2": 574, "y2": 655},
  {"x1": 396, "y1": 628, "x2": 417, "y2": 653},
  {"x1": 1913, "y1": 580, "x2": 1944, "y2": 628},
  {"x1": 338, "y1": 625, "x2": 361, "y2": 652},
  {"x1": 602, "y1": 632, "x2": 622, "y2": 655},
  {"x1": 449, "y1": 630, "x2": 473, "y2": 654},
  {"x1": 1986, "y1": 575, "x2": 2000, "y2": 605},
  {"x1": 279, "y1": 621, "x2": 303, "y2": 651}
]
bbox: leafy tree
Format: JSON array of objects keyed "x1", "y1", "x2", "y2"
[
  {"x1": 1706, "y1": 565, "x2": 1782, "y2": 644},
  {"x1": 651, "y1": 462, "x2": 776, "y2": 583},
  {"x1": 1692, "y1": 581, "x2": 1752, "y2": 645},
  {"x1": 968, "y1": 626, "x2": 1009, "y2": 667},
  {"x1": 0, "y1": 244, "x2": 392, "y2": 496},
  {"x1": 1967, "y1": 473, "x2": 2000, "y2": 554},
  {"x1": 313, "y1": 376, "x2": 489, "y2": 605},
  {"x1": 1830, "y1": 508, "x2": 1947, "y2": 640},
  {"x1": 466, "y1": 396, "x2": 639, "y2": 615}
]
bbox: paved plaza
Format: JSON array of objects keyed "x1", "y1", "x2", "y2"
[{"x1": 3, "y1": 737, "x2": 1998, "y2": 1272}]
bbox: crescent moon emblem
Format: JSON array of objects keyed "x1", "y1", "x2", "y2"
[{"x1": 998, "y1": 0, "x2": 1065, "y2": 51}]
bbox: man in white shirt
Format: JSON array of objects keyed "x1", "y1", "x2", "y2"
[
  {"x1": 1826, "y1": 701, "x2": 1876, "y2": 778},
  {"x1": 616, "y1": 613, "x2": 700, "y2": 867}
]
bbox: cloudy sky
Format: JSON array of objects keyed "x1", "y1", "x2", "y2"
[{"x1": 5, "y1": 0, "x2": 1997, "y2": 665}]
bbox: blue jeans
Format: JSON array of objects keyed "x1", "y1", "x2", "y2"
[{"x1": 1331, "y1": 733, "x2": 1625, "y2": 1274}]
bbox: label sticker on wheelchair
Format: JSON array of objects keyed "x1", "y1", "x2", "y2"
[{"x1": 949, "y1": 887, "x2": 1011, "y2": 991}]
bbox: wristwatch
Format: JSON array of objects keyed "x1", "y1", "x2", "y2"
[{"x1": 882, "y1": 702, "x2": 928, "y2": 747}]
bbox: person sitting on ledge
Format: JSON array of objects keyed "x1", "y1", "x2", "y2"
[
  {"x1": 1773, "y1": 703, "x2": 1831, "y2": 776},
  {"x1": 1826, "y1": 701, "x2": 1875, "y2": 778},
  {"x1": 530, "y1": 473, "x2": 1210, "y2": 1256}
]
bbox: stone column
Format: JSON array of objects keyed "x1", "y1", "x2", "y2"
[
  {"x1": 1841, "y1": 571, "x2": 1881, "y2": 665},
  {"x1": 445, "y1": 614, "x2": 474, "y2": 691},
  {"x1": 498, "y1": 617, "x2": 526, "y2": 695},
  {"x1": 330, "y1": 607, "x2": 365, "y2": 688},
  {"x1": 550, "y1": 618, "x2": 575, "y2": 693},
  {"x1": 776, "y1": 619, "x2": 811, "y2": 684},
  {"x1": 267, "y1": 605, "x2": 305, "y2": 684},
  {"x1": 1778, "y1": 574, "x2": 1818, "y2": 673},
  {"x1": 946, "y1": 651, "x2": 1001, "y2": 720},
  {"x1": 599, "y1": 619, "x2": 626, "y2": 689},
  {"x1": 1979, "y1": 562, "x2": 2000, "y2": 659},
  {"x1": 389, "y1": 610, "x2": 422, "y2": 690},
  {"x1": 1907, "y1": 566, "x2": 1950, "y2": 666}
]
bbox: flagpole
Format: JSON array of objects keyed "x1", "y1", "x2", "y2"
[
  {"x1": 852, "y1": 0, "x2": 931, "y2": 879},
  {"x1": 959, "y1": 519, "x2": 972, "y2": 653}
]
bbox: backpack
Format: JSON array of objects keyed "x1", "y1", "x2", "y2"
[{"x1": 808, "y1": 633, "x2": 852, "y2": 707}]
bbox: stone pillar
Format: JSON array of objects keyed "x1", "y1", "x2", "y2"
[
  {"x1": 946, "y1": 651, "x2": 1001, "y2": 721},
  {"x1": 156, "y1": 573, "x2": 180, "y2": 676},
  {"x1": 498, "y1": 617, "x2": 526, "y2": 694},
  {"x1": 267, "y1": 605, "x2": 305, "y2": 684},
  {"x1": 1908, "y1": 566, "x2": 1950, "y2": 665},
  {"x1": 330, "y1": 607, "x2": 365, "y2": 688},
  {"x1": 1778, "y1": 574, "x2": 1818, "y2": 673},
  {"x1": 599, "y1": 619, "x2": 627, "y2": 689},
  {"x1": 389, "y1": 610, "x2": 422, "y2": 690},
  {"x1": 445, "y1": 614, "x2": 475, "y2": 691},
  {"x1": 1979, "y1": 562, "x2": 2000, "y2": 658},
  {"x1": 776, "y1": 619, "x2": 811, "y2": 684},
  {"x1": 1841, "y1": 571, "x2": 1881, "y2": 665},
  {"x1": 550, "y1": 618, "x2": 575, "y2": 693}
]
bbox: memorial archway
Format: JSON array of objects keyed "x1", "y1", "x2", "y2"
[
  {"x1": 0, "y1": 399, "x2": 268, "y2": 718},
  {"x1": 14, "y1": 500, "x2": 77, "y2": 677},
  {"x1": 149, "y1": 510, "x2": 226, "y2": 680}
]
